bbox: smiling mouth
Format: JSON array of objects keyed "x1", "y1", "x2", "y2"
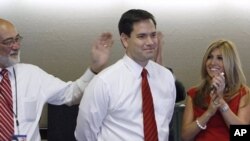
[
  {"x1": 208, "y1": 68, "x2": 224, "y2": 77},
  {"x1": 10, "y1": 52, "x2": 19, "y2": 56},
  {"x1": 210, "y1": 67, "x2": 221, "y2": 71},
  {"x1": 144, "y1": 47, "x2": 155, "y2": 51}
]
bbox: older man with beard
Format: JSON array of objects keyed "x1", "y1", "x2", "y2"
[{"x1": 0, "y1": 18, "x2": 113, "y2": 141}]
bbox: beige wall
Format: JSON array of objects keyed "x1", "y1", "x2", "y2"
[{"x1": 1, "y1": 0, "x2": 250, "y2": 128}]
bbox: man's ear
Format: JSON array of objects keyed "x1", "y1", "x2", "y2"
[{"x1": 120, "y1": 33, "x2": 129, "y2": 49}]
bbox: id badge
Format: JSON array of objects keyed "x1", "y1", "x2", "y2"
[{"x1": 12, "y1": 135, "x2": 27, "y2": 141}]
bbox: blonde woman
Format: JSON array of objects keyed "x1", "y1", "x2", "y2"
[{"x1": 181, "y1": 40, "x2": 250, "y2": 141}]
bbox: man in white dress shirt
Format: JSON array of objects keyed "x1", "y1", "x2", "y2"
[
  {"x1": 75, "y1": 9, "x2": 176, "y2": 141},
  {"x1": 0, "y1": 18, "x2": 113, "y2": 141}
]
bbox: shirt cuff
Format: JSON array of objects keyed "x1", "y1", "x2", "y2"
[{"x1": 76, "y1": 68, "x2": 95, "y2": 92}]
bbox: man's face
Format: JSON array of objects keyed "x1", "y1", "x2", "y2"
[
  {"x1": 0, "y1": 23, "x2": 21, "y2": 68},
  {"x1": 121, "y1": 19, "x2": 157, "y2": 67}
]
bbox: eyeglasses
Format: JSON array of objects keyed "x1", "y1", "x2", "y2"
[{"x1": 0, "y1": 34, "x2": 23, "y2": 47}]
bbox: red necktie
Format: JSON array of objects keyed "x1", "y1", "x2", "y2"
[
  {"x1": 141, "y1": 68, "x2": 158, "y2": 141},
  {"x1": 0, "y1": 69, "x2": 14, "y2": 140}
]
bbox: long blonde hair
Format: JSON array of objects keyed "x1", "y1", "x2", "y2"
[{"x1": 194, "y1": 39, "x2": 246, "y2": 108}]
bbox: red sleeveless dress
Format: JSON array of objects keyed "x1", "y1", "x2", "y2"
[{"x1": 187, "y1": 86, "x2": 248, "y2": 141}]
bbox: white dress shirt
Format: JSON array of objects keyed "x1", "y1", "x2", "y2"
[
  {"x1": 1, "y1": 63, "x2": 94, "y2": 141},
  {"x1": 75, "y1": 55, "x2": 176, "y2": 141}
]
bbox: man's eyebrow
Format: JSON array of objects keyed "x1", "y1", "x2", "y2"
[
  {"x1": 137, "y1": 32, "x2": 153, "y2": 35},
  {"x1": 2, "y1": 34, "x2": 20, "y2": 41}
]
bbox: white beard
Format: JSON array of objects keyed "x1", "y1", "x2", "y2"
[{"x1": 0, "y1": 52, "x2": 20, "y2": 68}]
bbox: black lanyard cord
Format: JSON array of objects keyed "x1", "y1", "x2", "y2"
[{"x1": 13, "y1": 67, "x2": 19, "y2": 134}]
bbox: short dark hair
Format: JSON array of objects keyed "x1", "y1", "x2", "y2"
[{"x1": 118, "y1": 9, "x2": 157, "y2": 37}]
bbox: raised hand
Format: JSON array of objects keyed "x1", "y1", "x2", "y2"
[
  {"x1": 90, "y1": 32, "x2": 113, "y2": 74},
  {"x1": 154, "y1": 31, "x2": 164, "y2": 65}
]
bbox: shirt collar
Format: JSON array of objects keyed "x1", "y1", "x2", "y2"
[
  {"x1": 0, "y1": 66, "x2": 15, "y2": 77},
  {"x1": 122, "y1": 54, "x2": 153, "y2": 79}
]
